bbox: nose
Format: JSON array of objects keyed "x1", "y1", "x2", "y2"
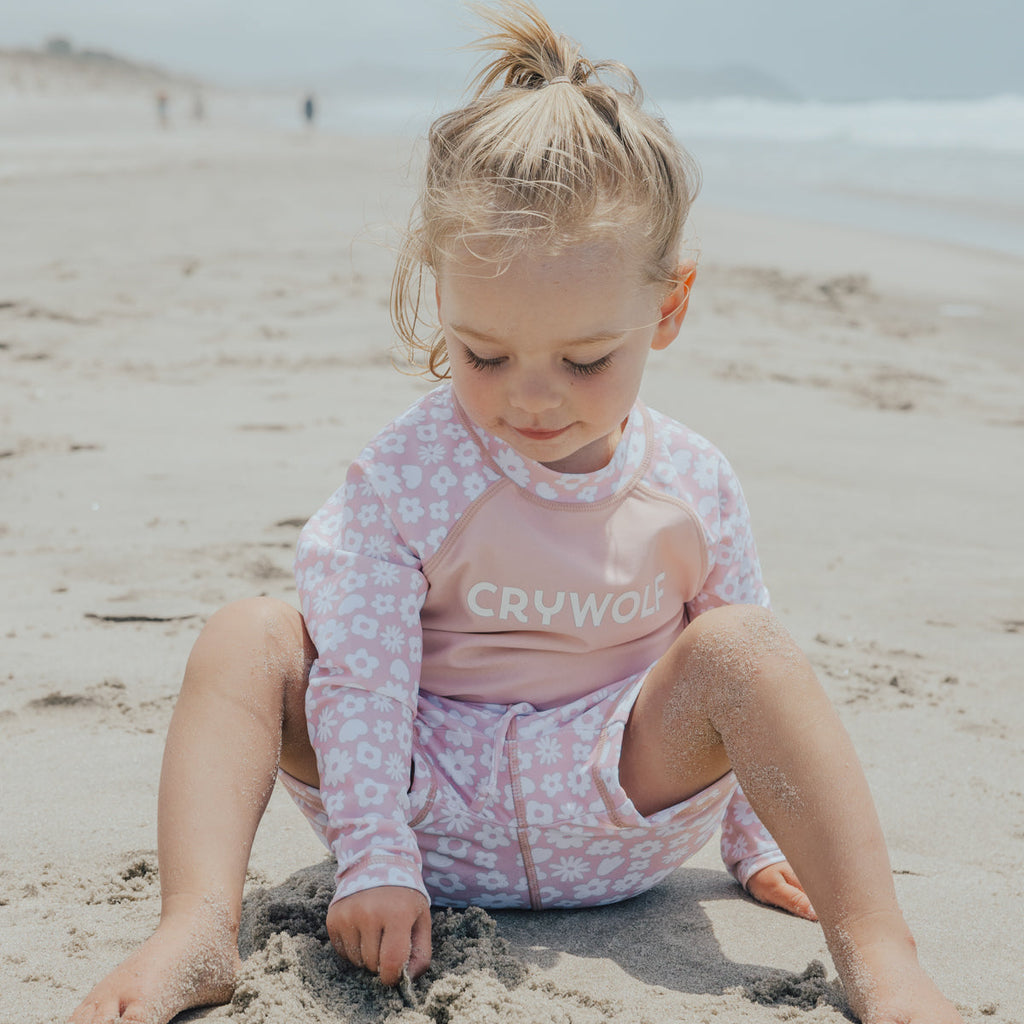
[{"x1": 507, "y1": 367, "x2": 562, "y2": 414}]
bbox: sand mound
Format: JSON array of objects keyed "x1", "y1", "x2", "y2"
[
  {"x1": 225, "y1": 862, "x2": 852, "y2": 1024},
  {"x1": 229, "y1": 861, "x2": 608, "y2": 1024}
]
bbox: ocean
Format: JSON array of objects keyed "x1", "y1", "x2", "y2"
[{"x1": 299, "y1": 89, "x2": 1024, "y2": 258}]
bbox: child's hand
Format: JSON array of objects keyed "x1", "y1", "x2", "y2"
[
  {"x1": 326, "y1": 886, "x2": 432, "y2": 985},
  {"x1": 746, "y1": 861, "x2": 817, "y2": 921}
]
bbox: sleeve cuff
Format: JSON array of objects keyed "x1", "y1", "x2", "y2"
[
  {"x1": 330, "y1": 853, "x2": 431, "y2": 907},
  {"x1": 729, "y1": 848, "x2": 788, "y2": 890}
]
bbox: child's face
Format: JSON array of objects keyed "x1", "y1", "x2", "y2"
[{"x1": 436, "y1": 241, "x2": 693, "y2": 474}]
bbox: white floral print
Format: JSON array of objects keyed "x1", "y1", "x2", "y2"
[{"x1": 294, "y1": 384, "x2": 777, "y2": 907}]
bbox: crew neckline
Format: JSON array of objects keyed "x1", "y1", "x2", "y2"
[{"x1": 453, "y1": 391, "x2": 651, "y2": 505}]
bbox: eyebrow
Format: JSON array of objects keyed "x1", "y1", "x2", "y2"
[{"x1": 449, "y1": 323, "x2": 626, "y2": 349}]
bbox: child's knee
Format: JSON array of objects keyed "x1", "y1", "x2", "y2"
[
  {"x1": 673, "y1": 605, "x2": 804, "y2": 712},
  {"x1": 206, "y1": 596, "x2": 297, "y2": 635},
  {"x1": 684, "y1": 603, "x2": 782, "y2": 646},
  {"x1": 191, "y1": 598, "x2": 311, "y2": 689}
]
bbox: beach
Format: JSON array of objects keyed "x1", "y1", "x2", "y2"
[{"x1": 1, "y1": 85, "x2": 1023, "y2": 1024}]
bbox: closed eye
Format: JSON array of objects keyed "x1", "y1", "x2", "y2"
[
  {"x1": 463, "y1": 348, "x2": 506, "y2": 371},
  {"x1": 461, "y1": 346, "x2": 613, "y2": 376},
  {"x1": 565, "y1": 354, "x2": 613, "y2": 377}
]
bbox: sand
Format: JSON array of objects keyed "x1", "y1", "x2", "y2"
[{"x1": 1, "y1": 83, "x2": 1022, "y2": 1024}]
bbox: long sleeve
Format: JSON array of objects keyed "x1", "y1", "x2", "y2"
[
  {"x1": 685, "y1": 447, "x2": 770, "y2": 617},
  {"x1": 675, "y1": 439, "x2": 783, "y2": 881},
  {"x1": 294, "y1": 458, "x2": 430, "y2": 906},
  {"x1": 719, "y1": 786, "x2": 787, "y2": 888}
]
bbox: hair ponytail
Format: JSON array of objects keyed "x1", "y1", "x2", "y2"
[
  {"x1": 392, "y1": 0, "x2": 700, "y2": 377},
  {"x1": 468, "y1": 2, "x2": 643, "y2": 133}
]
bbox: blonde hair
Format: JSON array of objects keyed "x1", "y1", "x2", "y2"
[{"x1": 392, "y1": 0, "x2": 701, "y2": 378}]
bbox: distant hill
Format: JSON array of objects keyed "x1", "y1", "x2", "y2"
[{"x1": 0, "y1": 38, "x2": 203, "y2": 94}]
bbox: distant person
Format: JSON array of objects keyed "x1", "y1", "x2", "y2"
[
  {"x1": 70, "y1": 4, "x2": 963, "y2": 1024},
  {"x1": 303, "y1": 92, "x2": 316, "y2": 127},
  {"x1": 155, "y1": 90, "x2": 169, "y2": 129},
  {"x1": 192, "y1": 94, "x2": 205, "y2": 121}
]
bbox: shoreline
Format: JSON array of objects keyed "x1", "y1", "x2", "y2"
[{"x1": 2, "y1": 82, "x2": 1023, "y2": 259}]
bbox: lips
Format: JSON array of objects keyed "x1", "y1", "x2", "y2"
[{"x1": 512, "y1": 425, "x2": 570, "y2": 441}]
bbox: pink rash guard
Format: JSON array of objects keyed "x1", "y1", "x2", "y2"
[{"x1": 294, "y1": 383, "x2": 784, "y2": 906}]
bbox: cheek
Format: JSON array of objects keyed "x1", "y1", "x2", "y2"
[
  {"x1": 615, "y1": 350, "x2": 651, "y2": 392},
  {"x1": 590, "y1": 364, "x2": 646, "y2": 420},
  {"x1": 451, "y1": 369, "x2": 497, "y2": 415},
  {"x1": 582, "y1": 363, "x2": 640, "y2": 403}
]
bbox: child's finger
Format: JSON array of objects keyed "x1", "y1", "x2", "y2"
[
  {"x1": 361, "y1": 925, "x2": 386, "y2": 977},
  {"x1": 773, "y1": 866, "x2": 817, "y2": 920},
  {"x1": 341, "y1": 928, "x2": 366, "y2": 968},
  {"x1": 765, "y1": 879, "x2": 817, "y2": 920},
  {"x1": 377, "y1": 922, "x2": 413, "y2": 986},
  {"x1": 785, "y1": 886, "x2": 818, "y2": 921},
  {"x1": 408, "y1": 908, "x2": 433, "y2": 978},
  {"x1": 326, "y1": 913, "x2": 365, "y2": 968}
]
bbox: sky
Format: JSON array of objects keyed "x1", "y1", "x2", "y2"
[{"x1": 2, "y1": 0, "x2": 1022, "y2": 101}]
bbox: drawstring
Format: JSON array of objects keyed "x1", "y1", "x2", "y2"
[{"x1": 472, "y1": 702, "x2": 533, "y2": 812}]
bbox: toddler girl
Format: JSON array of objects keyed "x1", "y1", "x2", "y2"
[{"x1": 71, "y1": 3, "x2": 961, "y2": 1023}]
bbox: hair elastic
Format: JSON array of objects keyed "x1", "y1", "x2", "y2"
[{"x1": 547, "y1": 75, "x2": 572, "y2": 85}]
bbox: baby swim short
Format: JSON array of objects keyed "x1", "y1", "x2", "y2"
[{"x1": 279, "y1": 671, "x2": 738, "y2": 909}]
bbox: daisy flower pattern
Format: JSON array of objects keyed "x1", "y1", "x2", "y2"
[{"x1": 292, "y1": 385, "x2": 779, "y2": 909}]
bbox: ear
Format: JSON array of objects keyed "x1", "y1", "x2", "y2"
[{"x1": 651, "y1": 262, "x2": 697, "y2": 351}]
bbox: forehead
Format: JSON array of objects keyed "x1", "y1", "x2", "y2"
[
  {"x1": 438, "y1": 235, "x2": 646, "y2": 291},
  {"x1": 436, "y1": 239, "x2": 661, "y2": 344}
]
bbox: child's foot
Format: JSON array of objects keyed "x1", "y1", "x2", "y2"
[
  {"x1": 830, "y1": 914, "x2": 963, "y2": 1024},
  {"x1": 68, "y1": 900, "x2": 240, "y2": 1024}
]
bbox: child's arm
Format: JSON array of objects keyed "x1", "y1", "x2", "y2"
[
  {"x1": 675, "y1": 433, "x2": 814, "y2": 918},
  {"x1": 720, "y1": 786, "x2": 815, "y2": 919},
  {"x1": 295, "y1": 460, "x2": 431, "y2": 936},
  {"x1": 683, "y1": 441, "x2": 770, "y2": 618}
]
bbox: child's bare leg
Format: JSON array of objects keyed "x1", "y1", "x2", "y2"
[
  {"x1": 620, "y1": 604, "x2": 961, "y2": 1024},
  {"x1": 69, "y1": 598, "x2": 318, "y2": 1024}
]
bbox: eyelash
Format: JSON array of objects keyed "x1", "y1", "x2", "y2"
[
  {"x1": 462, "y1": 350, "x2": 613, "y2": 377},
  {"x1": 568, "y1": 354, "x2": 612, "y2": 377}
]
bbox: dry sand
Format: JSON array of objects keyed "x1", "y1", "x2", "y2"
[{"x1": 1, "y1": 86, "x2": 1022, "y2": 1024}]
